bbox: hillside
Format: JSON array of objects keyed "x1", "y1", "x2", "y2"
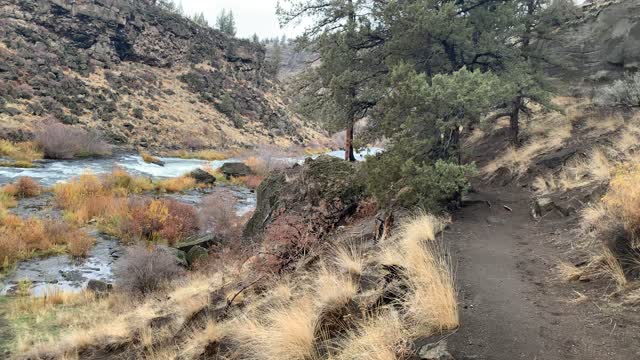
[{"x1": 0, "y1": 0, "x2": 327, "y2": 151}]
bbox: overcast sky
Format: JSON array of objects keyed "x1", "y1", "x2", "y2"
[
  {"x1": 179, "y1": 0, "x2": 587, "y2": 39},
  {"x1": 180, "y1": 0, "x2": 302, "y2": 39}
]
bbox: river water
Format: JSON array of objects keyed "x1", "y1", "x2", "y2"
[{"x1": 0, "y1": 148, "x2": 382, "y2": 296}]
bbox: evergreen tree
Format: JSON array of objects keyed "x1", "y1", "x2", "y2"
[
  {"x1": 216, "y1": 9, "x2": 237, "y2": 37},
  {"x1": 278, "y1": 0, "x2": 387, "y2": 161},
  {"x1": 252, "y1": 33, "x2": 260, "y2": 44}
]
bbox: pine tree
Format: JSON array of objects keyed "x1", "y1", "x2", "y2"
[{"x1": 216, "y1": 9, "x2": 237, "y2": 37}]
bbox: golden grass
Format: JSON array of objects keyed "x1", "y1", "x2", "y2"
[
  {"x1": 556, "y1": 261, "x2": 583, "y2": 281},
  {"x1": 393, "y1": 214, "x2": 458, "y2": 334},
  {"x1": 336, "y1": 310, "x2": 408, "y2": 360},
  {"x1": 601, "y1": 249, "x2": 628, "y2": 290},
  {"x1": 156, "y1": 176, "x2": 198, "y2": 193},
  {"x1": 314, "y1": 267, "x2": 358, "y2": 310},
  {"x1": 0, "y1": 140, "x2": 43, "y2": 162},
  {"x1": 231, "y1": 299, "x2": 319, "y2": 360},
  {"x1": 332, "y1": 242, "x2": 366, "y2": 276},
  {"x1": 170, "y1": 149, "x2": 229, "y2": 161}
]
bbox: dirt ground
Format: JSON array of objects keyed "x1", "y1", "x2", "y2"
[{"x1": 446, "y1": 185, "x2": 640, "y2": 359}]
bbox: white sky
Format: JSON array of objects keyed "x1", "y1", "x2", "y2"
[
  {"x1": 180, "y1": 0, "x2": 303, "y2": 39},
  {"x1": 179, "y1": 0, "x2": 588, "y2": 39}
]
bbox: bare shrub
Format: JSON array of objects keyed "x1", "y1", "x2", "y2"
[
  {"x1": 36, "y1": 122, "x2": 111, "y2": 159},
  {"x1": 199, "y1": 189, "x2": 248, "y2": 244},
  {"x1": 114, "y1": 245, "x2": 184, "y2": 294}
]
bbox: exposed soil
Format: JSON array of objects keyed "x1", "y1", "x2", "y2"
[{"x1": 446, "y1": 185, "x2": 640, "y2": 359}]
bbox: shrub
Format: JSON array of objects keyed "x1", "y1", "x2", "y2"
[
  {"x1": 258, "y1": 213, "x2": 320, "y2": 273},
  {"x1": 36, "y1": 122, "x2": 111, "y2": 159},
  {"x1": 123, "y1": 199, "x2": 198, "y2": 245},
  {"x1": 13, "y1": 177, "x2": 41, "y2": 198},
  {"x1": 114, "y1": 245, "x2": 184, "y2": 294},
  {"x1": 141, "y1": 152, "x2": 163, "y2": 165},
  {"x1": 242, "y1": 146, "x2": 290, "y2": 176},
  {"x1": 199, "y1": 189, "x2": 245, "y2": 243},
  {"x1": 103, "y1": 168, "x2": 154, "y2": 194},
  {"x1": 361, "y1": 151, "x2": 476, "y2": 210},
  {"x1": 595, "y1": 73, "x2": 640, "y2": 107},
  {"x1": 67, "y1": 230, "x2": 96, "y2": 257}
]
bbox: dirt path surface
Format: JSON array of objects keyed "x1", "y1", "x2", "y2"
[{"x1": 446, "y1": 187, "x2": 640, "y2": 360}]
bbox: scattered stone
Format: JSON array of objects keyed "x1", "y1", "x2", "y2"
[
  {"x1": 220, "y1": 162, "x2": 254, "y2": 178},
  {"x1": 419, "y1": 340, "x2": 455, "y2": 360},
  {"x1": 161, "y1": 246, "x2": 188, "y2": 267},
  {"x1": 532, "y1": 197, "x2": 555, "y2": 218},
  {"x1": 189, "y1": 168, "x2": 216, "y2": 184},
  {"x1": 173, "y1": 234, "x2": 216, "y2": 254}
]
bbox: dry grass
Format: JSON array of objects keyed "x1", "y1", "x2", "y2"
[
  {"x1": 0, "y1": 140, "x2": 43, "y2": 162},
  {"x1": 157, "y1": 176, "x2": 198, "y2": 193},
  {"x1": 556, "y1": 261, "x2": 583, "y2": 281},
  {"x1": 336, "y1": 310, "x2": 409, "y2": 360},
  {"x1": 2, "y1": 177, "x2": 42, "y2": 198},
  {"x1": 314, "y1": 267, "x2": 358, "y2": 311},
  {"x1": 391, "y1": 214, "x2": 458, "y2": 334},
  {"x1": 231, "y1": 299, "x2": 319, "y2": 360},
  {"x1": 14, "y1": 213, "x2": 459, "y2": 359},
  {"x1": 170, "y1": 149, "x2": 230, "y2": 161},
  {"x1": 332, "y1": 242, "x2": 366, "y2": 276}
]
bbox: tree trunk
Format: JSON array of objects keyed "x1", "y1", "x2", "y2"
[
  {"x1": 345, "y1": 120, "x2": 356, "y2": 162},
  {"x1": 510, "y1": 96, "x2": 523, "y2": 146}
]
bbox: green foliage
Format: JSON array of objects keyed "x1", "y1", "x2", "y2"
[
  {"x1": 216, "y1": 94, "x2": 235, "y2": 117},
  {"x1": 361, "y1": 150, "x2": 476, "y2": 211},
  {"x1": 216, "y1": 9, "x2": 237, "y2": 37}
]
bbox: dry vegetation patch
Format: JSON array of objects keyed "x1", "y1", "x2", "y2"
[{"x1": 11, "y1": 213, "x2": 458, "y2": 359}]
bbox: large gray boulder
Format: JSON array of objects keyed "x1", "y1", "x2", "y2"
[{"x1": 220, "y1": 162, "x2": 254, "y2": 178}]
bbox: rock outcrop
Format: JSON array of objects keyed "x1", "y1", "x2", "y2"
[
  {"x1": 0, "y1": 0, "x2": 327, "y2": 149},
  {"x1": 545, "y1": 0, "x2": 640, "y2": 87},
  {"x1": 243, "y1": 156, "x2": 365, "y2": 240}
]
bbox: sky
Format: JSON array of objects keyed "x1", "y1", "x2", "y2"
[
  {"x1": 179, "y1": 0, "x2": 588, "y2": 39},
  {"x1": 180, "y1": 0, "x2": 303, "y2": 39}
]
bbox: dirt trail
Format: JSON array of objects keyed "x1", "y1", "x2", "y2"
[{"x1": 446, "y1": 187, "x2": 640, "y2": 360}]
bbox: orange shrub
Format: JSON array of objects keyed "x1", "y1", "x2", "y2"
[
  {"x1": 103, "y1": 168, "x2": 154, "y2": 194},
  {"x1": 13, "y1": 177, "x2": 41, "y2": 198},
  {"x1": 120, "y1": 199, "x2": 198, "y2": 245},
  {"x1": 67, "y1": 231, "x2": 96, "y2": 257},
  {"x1": 0, "y1": 217, "x2": 96, "y2": 270}
]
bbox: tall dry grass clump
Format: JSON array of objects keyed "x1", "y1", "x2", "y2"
[
  {"x1": 336, "y1": 310, "x2": 409, "y2": 360},
  {"x1": 387, "y1": 214, "x2": 458, "y2": 334}
]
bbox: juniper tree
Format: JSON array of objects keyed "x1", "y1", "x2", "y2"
[
  {"x1": 278, "y1": 0, "x2": 387, "y2": 161},
  {"x1": 216, "y1": 9, "x2": 237, "y2": 37}
]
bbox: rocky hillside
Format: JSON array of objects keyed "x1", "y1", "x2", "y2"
[
  {"x1": 546, "y1": 0, "x2": 640, "y2": 90},
  {"x1": 0, "y1": 0, "x2": 326, "y2": 150}
]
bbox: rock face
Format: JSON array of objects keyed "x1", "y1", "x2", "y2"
[
  {"x1": 545, "y1": 1, "x2": 640, "y2": 86},
  {"x1": 243, "y1": 156, "x2": 365, "y2": 240},
  {"x1": 189, "y1": 168, "x2": 216, "y2": 184},
  {"x1": 0, "y1": 0, "x2": 327, "y2": 149}
]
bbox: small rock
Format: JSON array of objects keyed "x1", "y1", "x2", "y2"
[
  {"x1": 419, "y1": 340, "x2": 455, "y2": 360},
  {"x1": 485, "y1": 216, "x2": 506, "y2": 225}
]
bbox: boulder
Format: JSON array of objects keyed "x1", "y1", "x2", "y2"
[
  {"x1": 419, "y1": 340, "x2": 455, "y2": 360},
  {"x1": 186, "y1": 245, "x2": 208, "y2": 265},
  {"x1": 160, "y1": 246, "x2": 188, "y2": 267},
  {"x1": 173, "y1": 234, "x2": 217, "y2": 254},
  {"x1": 243, "y1": 155, "x2": 365, "y2": 240},
  {"x1": 189, "y1": 168, "x2": 216, "y2": 185},
  {"x1": 86, "y1": 279, "x2": 112, "y2": 294},
  {"x1": 220, "y1": 162, "x2": 254, "y2": 178}
]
